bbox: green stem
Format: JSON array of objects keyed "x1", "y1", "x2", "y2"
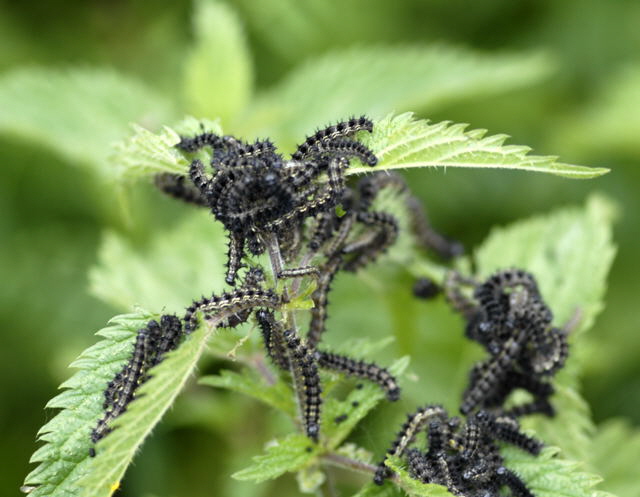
[{"x1": 321, "y1": 452, "x2": 379, "y2": 477}]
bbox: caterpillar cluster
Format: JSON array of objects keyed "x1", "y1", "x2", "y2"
[
  {"x1": 157, "y1": 118, "x2": 455, "y2": 445},
  {"x1": 375, "y1": 269, "x2": 570, "y2": 495},
  {"x1": 161, "y1": 116, "x2": 378, "y2": 285},
  {"x1": 451, "y1": 269, "x2": 568, "y2": 416},
  {"x1": 374, "y1": 405, "x2": 541, "y2": 497},
  {"x1": 90, "y1": 118, "x2": 399, "y2": 452}
]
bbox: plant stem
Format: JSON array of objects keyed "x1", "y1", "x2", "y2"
[
  {"x1": 321, "y1": 452, "x2": 379, "y2": 477},
  {"x1": 264, "y1": 232, "x2": 307, "y2": 430}
]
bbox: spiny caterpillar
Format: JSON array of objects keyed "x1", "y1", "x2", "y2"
[{"x1": 256, "y1": 309, "x2": 400, "y2": 440}]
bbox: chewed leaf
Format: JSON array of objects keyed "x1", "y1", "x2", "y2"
[
  {"x1": 351, "y1": 113, "x2": 609, "y2": 178},
  {"x1": 107, "y1": 112, "x2": 607, "y2": 185},
  {"x1": 109, "y1": 117, "x2": 223, "y2": 181}
]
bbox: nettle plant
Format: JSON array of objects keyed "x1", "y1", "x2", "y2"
[
  {"x1": 8, "y1": 3, "x2": 619, "y2": 497},
  {"x1": 22, "y1": 110, "x2": 616, "y2": 497}
]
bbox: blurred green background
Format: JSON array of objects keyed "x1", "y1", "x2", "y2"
[{"x1": 1, "y1": 1, "x2": 639, "y2": 496}]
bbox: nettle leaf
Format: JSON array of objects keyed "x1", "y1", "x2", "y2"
[
  {"x1": 384, "y1": 456, "x2": 455, "y2": 497},
  {"x1": 474, "y1": 195, "x2": 616, "y2": 460},
  {"x1": 23, "y1": 312, "x2": 152, "y2": 497},
  {"x1": 0, "y1": 68, "x2": 174, "y2": 175},
  {"x1": 182, "y1": 0, "x2": 253, "y2": 126},
  {"x1": 78, "y1": 316, "x2": 219, "y2": 497},
  {"x1": 588, "y1": 419, "x2": 640, "y2": 497},
  {"x1": 503, "y1": 446, "x2": 613, "y2": 497},
  {"x1": 232, "y1": 433, "x2": 320, "y2": 483},
  {"x1": 323, "y1": 356, "x2": 410, "y2": 449},
  {"x1": 89, "y1": 210, "x2": 227, "y2": 312},
  {"x1": 199, "y1": 369, "x2": 296, "y2": 415},
  {"x1": 352, "y1": 113, "x2": 609, "y2": 178},
  {"x1": 241, "y1": 46, "x2": 554, "y2": 146}
]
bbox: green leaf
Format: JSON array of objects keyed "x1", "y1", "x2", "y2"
[
  {"x1": 473, "y1": 195, "x2": 617, "y2": 459},
  {"x1": 503, "y1": 446, "x2": 614, "y2": 497},
  {"x1": 232, "y1": 433, "x2": 319, "y2": 483},
  {"x1": 89, "y1": 211, "x2": 227, "y2": 313},
  {"x1": 384, "y1": 456, "x2": 456, "y2": 497},
  {"x1": 182, "y1": 0, "x2": 253, "y2": 126},
  {"x1": 199, "y1": 369, "x2": 296, "y2": 415},
  {"x1": 352, "y1": 113, "x2": 609, "y2": 178},
  {"x1": 588, "y1": 419, "x2": 640, "y2": 496},
  {"x1": 77, "y1": 315, "x2": 221, "y2": 497},
  {"x1": 23, "y1": 312, "x2": 152, "y2": 497},
  {"x1": 0, "y1": 68, "x2": 174, "y2": 176},
  {"x1": 322, "y1": 356, "x2": 410, "y2": 449},
  {"x1": 242, "y1": 46, "x2": 554, "y2": 147}
]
